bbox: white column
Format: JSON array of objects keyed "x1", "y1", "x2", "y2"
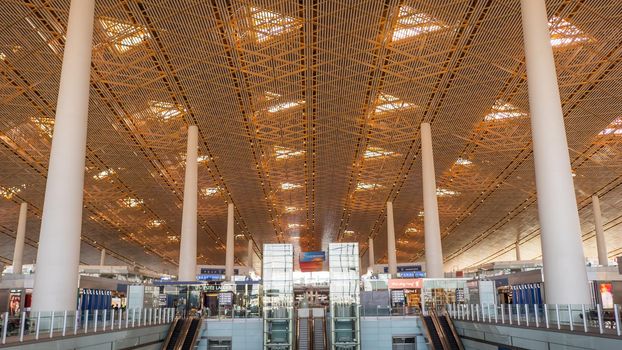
[
  {"x1": 32, "y1": 0, "x2": 95, "y2": 312},
  {"x1": 178, "y1": 125, "x2": 198, "y2": 281},
  {"x1": 367, "y1": 237, "x2": 375, "y2": 274},
  {"x1": 386, "y1": 202, "x2": 397, "y2": 276},
  {"x1": 592, "y1": 195, "x2": 608, "y2": 266},
  {"x1": 225, "y1": 203, "x2": 235, "y2": 281},
  {"x1": 12, "y1": 203, "x2": 28, "y2": 274},
  {"x1": 515, "y1": 241, "x2": 521, "y2": 261},
  {"x1": 99, "y1": 249, "x2": 106, "y2": 266},
  {"x1": 520, "y1": 0, "x2": 590, "y2": 304},
  {"x1": 421, "y1": 123, "x2": 444, "y2": 278},
  {"x1": 247, "y1": 239, "x2": 254, "y2": 275}
]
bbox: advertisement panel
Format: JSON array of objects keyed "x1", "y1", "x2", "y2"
[
  {"x1": 387, "y1": 278, "x2": 423, "y2": 289},
  {"x1": 299, "y1": 251, "x2": 325, "y2": 272}
]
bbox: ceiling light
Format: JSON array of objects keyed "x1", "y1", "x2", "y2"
[
  {"x1": 121, "y1": 197, "x2": 143, "y2": 208},
  {"x1": 149, "y1": 101, "x2": 185, "y2": 120},
  {"x1": 548, "y1": 16, "x2": 591, "y2": 48},
  {"x1": 247, "y1": 7, "x2": 302, "y2": 43},
  {"x1": 455, "y1": 158, "x2": 472, "y2": 166},
  {"x1": 99, "y1": 17, "x2": 151, "y2": 53},
  {"x1": 405, "y1": 227, "x2": 418, "y2": 233},
  {"x1": 483, "y1": 100, "x2": 527, "y2": 121},
  {"x1": 418, "y1": 211, "x2": 425, "y2": 217},
  {"x1": 436, "y1": 188, "x2": 459, "y2": 197},
  {"x1": 356, "y1": 182, "x2": 382, "y2": 191},
  {"x1": 343, "y1": 230, "x2": 355, "y2": 236},
  {"x1": 167, "y1": 235, "x2": 179, "y2": 242},
  {"x1": 391, "y1": 6, "x2": 447, "y2": 42},
  {"x1": 281, "y1": 182, "x2": 302, "y2": 190},
  {"x1": 148, "y1": 219, "x2": 164, "y2": 228},
  {"x1": 599, "y1": 117, "x2": 622, "y2": 136},
  {"x1": 284, "y1": 206, "x2": 301, "y2": 213},
  {"x1": 0, "y1": 185, "x2": 24, "y2": 200},
  {"x1": 267, "y1": 101, "x2": 304, "y2": 113},
  {"x1": 288, "y1": 223, "x2": 304, "y2": 229},
  {"x1": 93, "y1": 168, "x2": 116, "y2": 180},
  {"x1": 31, "y1": 116, "x2": 54, "y2": 138},
  {"x1": 197, "y1": 155, "x2": 210, "y2": 163},
  {"x1": 374, "y1": 93, "x2": 415, "y2": 114},
  {"x1": 201, "y1": 187, "x2": 221, "y2": 196},
  {"x1": 364, "y1": 146, "x2": 395, "y2": 159},
  {"x1": 274, "y1": 146, "x2": 305, "y2": 159}
]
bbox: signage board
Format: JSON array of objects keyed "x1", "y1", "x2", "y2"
[{"x1": 387, "y1": 278, "x2": 423, "y2": 290}]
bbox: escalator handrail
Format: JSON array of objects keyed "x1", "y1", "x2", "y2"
[
  {"x1": 173, "y1": 318, "x2": 193, "y2": 350},
  {"x1": 181, "y1": 318, "x2": 202, "y2": 350},
  {"x1": 442, "y1": 313, "x2": 465, "y2": 350},
  {"x1": 162, "y1": 317, "x2": 182, "y2": 350},
  {"x1": 430, "y1": 310, "x2": 452, "y2": 350},
  {"x1": 420, "y1": 315, "x2": 443, "y2": 350}
]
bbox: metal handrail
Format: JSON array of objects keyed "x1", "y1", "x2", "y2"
[
  {"x1": 0, "y1": 307, "x2": 175, "y2": 345},
  {"x1": 445, "y1": 303, "x2": 622, "y2": 337}
]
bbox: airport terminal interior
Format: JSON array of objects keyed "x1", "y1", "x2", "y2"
[{"x1": 1, "y1": 0, "x2": 622, "y2": 349}]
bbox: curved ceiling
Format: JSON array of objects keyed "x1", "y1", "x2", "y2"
[{"x1": 0, "y1": 0, "x2": 621, "y2": 275}]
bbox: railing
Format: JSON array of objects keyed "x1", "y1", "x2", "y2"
[
  {"x1": 360, "y1": 305, "x2": 421, "y2": 317},
  {"x1": 0, "y1": 307, "x2": 175, "y2": 345},
  {"x1": 446, "y1": 303, "x2": 622, "y2": 337}
]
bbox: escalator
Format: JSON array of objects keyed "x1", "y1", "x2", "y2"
[
  {"x1": 162, "y1": 318, "x2": 202, "y2": 350},
  {"x1": 438, "y1": 314, "x2": 464, "y2": 350},
  {"x1": 297, "y1": 318, "x2": 311, "y2": 350},
  {"x1": 421, "y1": 316, "x2": 445, "y2": 350},
  {"x1": 313, "y1": 317, "x2": 327, "y2": 350},
  {"x1": 180, "y1": 318, "x2": 201, "y2": 350},
  {"x1": 163, "y1": 318, "x2": 185, "y2": 350}
]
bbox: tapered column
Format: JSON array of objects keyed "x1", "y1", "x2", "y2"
[
  {"x1": 367, "y1": 237, "x2": 375, "y2": 274},
  {"x1": 99, "y1": 249, "x2": 106, "y2": 266},
  {"x1": 32, "y1": 0, "x2": 95, "y2": 312},
  {"x1": 12, "y1": 203, "x2": 28, "y2": 274},
  {"x1": 520, "y1": 0, "x2": 590, "y2": 304},
  {"x1": 515, "y1": 242, "x2": 521, "y2": 261},
  {"x1": 386, "y1": 202, "x2": 397, "y2": 276},
  {"x1": 592, "y1": 195, "x2": 608, "y2": 266},
  {"x1": 421, "y1": 123, "x2": 444, "y2": 278},
  {"x1": 225, "y1": 203, "x2": 235, "y2": 281},
  {"x1": 247, "y1": 239, "x2": 254, "y2": 275},
  {"x1": 178, "y1": 125, "x2": 198, "y2": 281}
]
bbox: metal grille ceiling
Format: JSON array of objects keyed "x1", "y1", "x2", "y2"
[{"x1": 0, "y1": 0, "x2": 621, "y2": 275}]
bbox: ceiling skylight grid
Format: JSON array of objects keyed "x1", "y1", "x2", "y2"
[
  {"x1": 483, "y1": 100, "x2": 528, "y2": 121},
  {"x1": 391, "y1": 6, "x2": 448, "y2": 42},
  {"x1": 548, "y1": 16, "x2": 591, "y2": 48},
  {"x1": 599, "y1": 117, "x2": 622, "y2": 136},
  {"x1": 99, "y1": 17, "x2": 151, "y2": 53}
]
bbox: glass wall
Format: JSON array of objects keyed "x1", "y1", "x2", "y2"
[
  {"x1": 329, "y1": 243, "x2": 360, "y2": 350},
  {"x1": 262, "y1": 244, "x2": 294, "y2": 349}
]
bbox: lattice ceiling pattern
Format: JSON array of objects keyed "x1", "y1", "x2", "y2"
[{"x1": 0, "y1": 0, "x2": 621, "y2": 275}]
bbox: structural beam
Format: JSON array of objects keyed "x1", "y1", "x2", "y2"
[
  {"x1": 225, "y1": 203, "x2": 235, "y2": 281},
  {"x1": 520, "y1": 0, "x2": 590, "y2": 304},
  {"x1": 12, "y1": 203, "x2": 27, "y2": 274},
  {"x1": 386, "y1": 201, "x2": 397, "y2": 276},
  {"x1": 368, "y1": 237, "x2": 375, "y2": 274},
  {"x1": 592, "y1": 195, "x2": 608, "y2": 266},
  {"x1": 421, "y1": 122, "x2": 444, "y2": 278},
  {"x1": 178, "y1": 125, "x2": 199, "y2": 281},
  {"x1": 32, "y1": 0, "x2": 95, "y2": 312}
]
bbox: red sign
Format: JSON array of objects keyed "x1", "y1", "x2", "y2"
[{"x1": 388, "y1": 278, "x2": 423, "y2": 289}]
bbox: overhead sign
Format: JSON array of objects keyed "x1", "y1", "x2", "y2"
[
  {"x1": 299, "y1": 251, "x2": 325, "y2": 272},
  {"x1": 388, "y1": 278, "x2": 423, "y2": 289},
  {"x1": 384, "y1": 265, "x2": 422, "y2": 273}
]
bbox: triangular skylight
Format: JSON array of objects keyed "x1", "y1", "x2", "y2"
[
  {"x1": 483, "y1": 100, "x2": 527, "y2": 121},
  {"x1": 31, "y1": 116, "x2": 54, "y2": 138},
  {"x1": 391, "y1": 6, "x2": 447, "y2": 42},
  {"x1": 267, "y1": 100, "x2": 304, "y2": 113},
  {"x1": 548, "y1": 16, "x2": 591, "y2": 48},
  {"x1": 355, "y1": 182, "x2": 383, "y2": 191},
  {"x1": 274, "y1": 146, "x2": 305, "y2": 159},
  {"x1": 247, "y1": 7, "x2": 302, "y2": 43},
  {"x1": 599, "y1": 117, "x2": 622, "y2": 136},
  {"x1": 374, "y1": 93, "x2": 415, "y2": 114},
  {"x1": 100, "y1": 17, "x2": 151, "y2": 53},
  {"x1": 364, "y1": 146, "x2": 395, "y2": 159},
  {"x1": 149, "y1": 101, "x2": 186, "y2": 120}
]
